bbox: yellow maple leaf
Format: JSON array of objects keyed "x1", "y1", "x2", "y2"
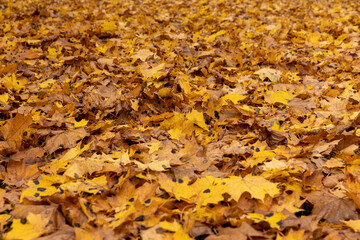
[
  {"x1": 158, "y1": 87, "x2": 172, "y2": 98},
  {"x1": 344, "y1": 176, "x2": 360, "y2": 209},
  {"x1": 192, "y1": 177, "x2": 228, "y2": 205},
  {"x1": 207, "y1": 30, "x2": 226, "y2": 43},
  {"x1": 225, "y1": 174, "x2": 279, "y2": 202},
  {"x1": 286, "y1": 72, "x2": 301, "y2": 83},
  {"x1": 146, "y1": 159, "x2": 170, "y2": 171},
  {"x1": 236, "y1": 105, "x2": 256, "y2": 114},
  {"x1": 63, "y1": 158, "x2": 101, "y2": 178},
  {"x1": 265, "y1": 90, "x2": 293, "y2": 105},
  {"x1": 146, "y1": 139, "x2": 161, "y2": 154},
  {"x1": 0, "y1": 93, "x2": 9, "y2": 110},
  {"x1": 191, "y1": 31, "x2": 202, "y2": 43},
  {"x1": 96, "y1": 44, "x2": 108, "y2": 54},
  {"x1": 158, "y1": 174, "x2": 194, "y2": 202},
  {"x1": 20, "y1": 177, "x2": 59, "y2": 202},
  {"x1": 246, "y1": 212, "x2": 288, "y2": 229},
  {"x1": 221, "y1": 93, "x2": 247, "y2": 104},
  {"x1": 186, "y1": 109, "x2": 208, "y2": 130},
  {"x1": 168, "y1": 128, "x2": 182, "y2": 140},
  {"x1": 61, "y1": 175, "x2": 108, "y2": 195},
  {"x1": 140, "y1": 63, "x2": 166, "y2": 79},
  {"x1": 44, "y1": 142, "x2": 91, "y2": 174},
  {"x1": 71, "y1": 119, "x2": 88, "y2": 128},
  {"x1": 242, "y1": 144, "x2": 276, "y2": 168},
  {"x1": 110, "y1": 202, "x2": 136, "y2": 228},
  {"x1": 102, "y1": 20, "x2": 117, "y2": 32},
  {"x1": 159, "y1": 221, "x2": 182, "y2": 232},
  {"x1": 2, "y1": 73, "x2": 27, "y2": 91},
  {"x1": 47, "y1": 46, "x2": 62, "y2": 58},
  {"x1": 5, "y1": 213, "x2": 48, "y2": 240},
  {"x1": 255, "y1": 68, "x2": 281, "y2": 82},
  {"x1": 39, "y1": 79, "x2": 57, "y2": 89},
  {"x1": 159, "y1": 174, "x2": 279, "y2": 205}
]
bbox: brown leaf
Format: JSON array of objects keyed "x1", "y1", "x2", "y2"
[
  {"x1": 34, "y1": 225, "x2": 75, "y2": 240},
  {"x1": 190, "y1": 223, "x2": 213, "y2": 238},
  {"x1": 206, "y1": 222, "x2": 264, "y2": 240},
  {"x1": 282, "y1": 215, "x2": 317, "y2": 232},
  {"x1": 2, "y1": 161, "x2": 39, "y2": 187},
  {"x1": 0, "y1": 114, "x2": 32, "y2": 150},
  {"x1": 323, "y1": 173, "x2": 344, "y2": 188},
  {"x1": 9, "y1": 147, "x2": 45, "y2": 164},
  {"x1": 306, "y1": 191, "x2": 358, "y2": 224},
  {"x1": 44, "y1": 128, "x2": 89, "y2": 154}
]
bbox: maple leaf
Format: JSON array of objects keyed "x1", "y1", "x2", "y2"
[
  {"x1": 44, "y1": 128, "x2": 89, "y2": 154},
  {"x1": 132, "y1": 49, "x2": 154, "y2": 62},
  {"x1": 2, "y1": 73, "x2": 27, "y2": 91},
  {"x1": 242, "y1": 143, "x2": 276, "y2": 167},
  {"x1": 306, "y1": 191, "x2": 358, "y2": 224},
  {"x1": 3, "y1": 161, "x2": 39, "y2": 187},
  {"x1": 158, "y1": 174, "x2": 279, "y2": 205},
  {"x1": 246, "y1": 212, "x2": 288, "y2": 229},
  {"x1": 0, "y1": 114, "x2": 32, "y2": 150},
  {"x1": 265, "y1": 90, "x2": 293, "y2": 105},
  {"x1": 207, "y1": 30, "x2": 226, "y2": 43},
  {"x1": 157, "y1": 174, "x2": 194, "y2": 202},
  {"x1": 61, "y1": 175, "x2": 108, "y2": 195},
  {"x1": 102, "y1": 20, "x2": 117, "y2": 32},
  {"x1": 140, "y1": 63, "x2": 167, "y2": 80},
  {"x1": 186, "y1": 109, "x2": 208, "y2": 131},
  {"x1": 44, "y1": 142, "x2": 91, "y2": 174},
  {"x1": 47, "y1": 46, "x2": 62, "y2": 59},
  {"x1": 224, "y1": 174, "x2": 280, "y2": 202},
  {"x1": 5, "y1": 213, "x2": 48, "y2": 240},
  {"x1": 254, "y1": 68, "x2": 281, "y2": 82},
  {"x1": 20, "y1": 177, "x2": 59, "y2": 202},
  {"x1": 220, "y1": 93, "x2": 247, "y2": 105}
]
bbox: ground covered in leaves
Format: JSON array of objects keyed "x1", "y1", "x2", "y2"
[{"x1": 1, "y1": 0, "x2": 360, "y2": 239}]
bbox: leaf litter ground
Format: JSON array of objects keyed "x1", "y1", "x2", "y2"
[{"x1": 1, "y1": 0, "x2": 360, "y2": 239}]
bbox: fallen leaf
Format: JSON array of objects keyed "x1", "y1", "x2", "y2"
[
  {"x1": 265, "y1": 90, "x2": 293, "y2": 105},
  {"x1": 0, "y1": 114, "x2": 32, "y2": 150},
  {"x1": 306, "y1": 191, "x2": 358, "y2": 224},
  {"x1": 255, "y1": 68, "x2": 281, "y2": 82},
  {"x1": 44, "y1": 128, "x2": 89, "y2": 154},
  {"x1": 5, "y1": 213, "x2": 48, "y2": 240},
  {"x1": 132, "y1": 49, "x2": 154, "y2": 62},
  {"x1": 2, "y1": 73, "x2": 27, "y2": 91}
]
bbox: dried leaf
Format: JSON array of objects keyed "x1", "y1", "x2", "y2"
[{"x1": 0, "y1": 114, "x2": 32, "y2": 150}]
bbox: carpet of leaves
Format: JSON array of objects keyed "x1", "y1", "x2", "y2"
[{"x1": 1, "y1": 0, "x2": 360, "y2": 239}]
